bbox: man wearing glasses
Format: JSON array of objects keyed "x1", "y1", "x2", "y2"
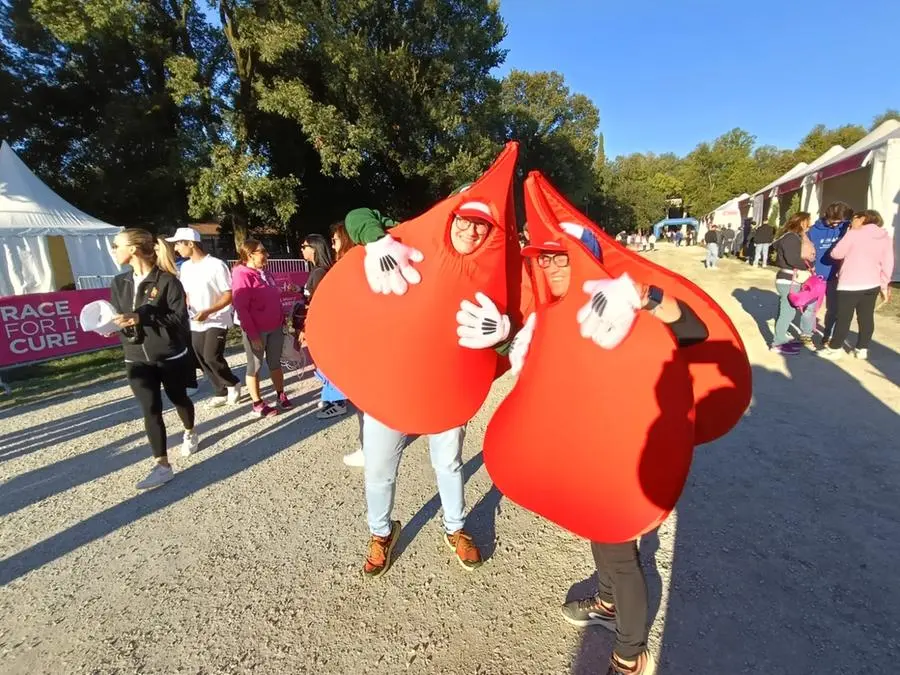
[{"x1": 807, "y1": 201, "x2": 853, "y2": 344}]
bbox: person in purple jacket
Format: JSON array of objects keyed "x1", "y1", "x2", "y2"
[{"x1": 231, "y1": 239, "x2": 292, "y2": 417}]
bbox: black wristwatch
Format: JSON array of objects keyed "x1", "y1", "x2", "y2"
[{"x1": 645, "y1": 285, "x2": 664, "y2": 312}]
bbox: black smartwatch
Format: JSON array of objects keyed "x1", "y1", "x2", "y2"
[{"x1": 645, "y1": 285, "x2": 664, "y2": 312}]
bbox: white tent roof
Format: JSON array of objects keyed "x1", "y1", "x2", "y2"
[
  {"x1": 0, "y1": 140, "x2": 120, "y2": 236},
  {"x1": 752, "y1": 162, "x2": 809, "y2": 198},
  {"x1": 800, "y1": 119, "x2": 900, "y2": 180},
  {"x1": 710, "y1": 193, "x2": 750, "y2": 214},
  {"x1": 802, "y1": 144, "x2": 846, "y2": 175}
]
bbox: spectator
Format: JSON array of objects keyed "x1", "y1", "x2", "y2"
[
  {"x1": 231, "y1": 238, "x2": 291, "y2": 417},
  {"x1": 647, "y1": 233, "x2": 656, "y2": 251},
  {"x1": 751, "y1": 220, "x2": 774, "y2": 267},
  {"x1": 819, "y1": 209, "x2": 894, "y2": 361},
  {"x1": 770, "y1": 212, "x2": 817, "y2": 354},
  {"x1": 808, "y1": 201, "x2": 853, "y2": 343},
  {"x1": 704, "y1": 225, "x2": 720, "y2": 269},
  {"x1": 720, "y1": 225, "x2": 736, "y2": 258}
]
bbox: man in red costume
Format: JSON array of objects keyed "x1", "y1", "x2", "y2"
[
  {"x1": 508, "y1": 224, "x2": 708, "y2": 675},
  {"x1": 343, "y1": 202, "x2": 513, "y2": 577}
]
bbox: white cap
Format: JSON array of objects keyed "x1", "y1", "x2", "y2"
[
  {"x1": 165, "y1": 227, "x2": 201, "y2": 243},
  {"x1": 79, "y1": 300, "x2": 118, "y2": 335}
]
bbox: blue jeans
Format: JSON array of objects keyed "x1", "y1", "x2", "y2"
[
  {"x1": 754, "y1": 243, "x2": 771, "y2": 267},
  {"x1": 314, "y1": 369, "x2": 347, "y2": 403},
  {"x1": 363, "y1": 413, "x2": 466, "y2": 537},
  {"x1": 706, "y1": 242, "x2": 719, "y2": 268},
  {"x1": 773, "y1": 280, "x2": 816, "y2": 346}
]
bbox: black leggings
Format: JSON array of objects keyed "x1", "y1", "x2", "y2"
[
  {"x1": 828, "y1": 287, "x2": 880, "y2": 350},
  {"x1": 591, "y1": 540, "x2": 649, "y2": 660},
  {"x1": 191, "y1": 328, "x2": 239, "y2": 396},
  {"x1": 127, "y1": 357, "x2": 195, "y2": 458}
]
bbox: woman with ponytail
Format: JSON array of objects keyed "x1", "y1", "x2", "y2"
[{"x1": 109, "y1": 228, "x2": 198, "y2": 490}]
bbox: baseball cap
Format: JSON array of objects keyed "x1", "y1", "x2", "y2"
[
  {"x1": 165, "y1": 227, "x2": 201, "y2": 243},
  {"x1": 521, "y1": 239, "x2": 567, "y2": 257},
  {"x1": 454, "y1": 201, "x2": 498, "y2": 228}
]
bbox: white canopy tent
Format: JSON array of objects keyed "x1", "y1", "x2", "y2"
[
  {"x1": 700, "y1": 193, "x2": 750, "y2": 241},
  {"x1": 0, "y1": 141, "x2": 121, "y2": 296},
  {"x1": 750, "y1": 162, "x2": 808, "y2": 226},
  {"x1": 799, "y1": 145, "x2": 846, "y2": 218}
]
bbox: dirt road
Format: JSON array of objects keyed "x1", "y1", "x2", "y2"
[{"x1": 2, "y1": 245, "x2": 898, "y2": 674}]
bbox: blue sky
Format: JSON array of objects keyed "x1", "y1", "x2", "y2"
[{"x1": 496, "y1": 0, "x2": 900, "y2": 159}]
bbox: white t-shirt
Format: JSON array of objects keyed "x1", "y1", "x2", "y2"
[{"x1": 179, "y1": 255, "x2": 234, "y2": 332}]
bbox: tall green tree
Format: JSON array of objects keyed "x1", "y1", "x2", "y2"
[{"x1": 793, "y1": 123, "x2": 867, "y2": 163}]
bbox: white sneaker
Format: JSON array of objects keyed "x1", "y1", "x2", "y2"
[
  {"x1": 818, "y1": 347, "x2": 844, "y2": 360},
  {"x1": 136, "y1": 463, "x2": 174, "y2": 490},
  {"x1": 226, "y1": 384, "x2": 242, "y2": 404},
  {"x1": 854, "y1": 348, "x2": 868, "y2": 360},
  {"x1": 181, "y1": 429, "x2": 199, "y2": 457},
  {"x1": 342, "y1": 448, "x2": 365, "y2": 467},
  {"x1": 207, "y1": 395, "x2": 227, "y2": 408}
]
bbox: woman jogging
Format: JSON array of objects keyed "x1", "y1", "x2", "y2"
[
  {"x1": 231, "y1": 239, "x2": 292, "y2": 417},
  {"x1": 167, "y1": 227, "x2": 242, "y2": 406},
  {"x1": 109, "y1": 228, "x2": 198, "y2": 490}
]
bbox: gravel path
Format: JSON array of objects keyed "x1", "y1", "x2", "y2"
[{"x1": 2, "y1": 246, "x2": 899, "y2": 674}]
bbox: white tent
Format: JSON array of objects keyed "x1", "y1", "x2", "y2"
[
  {"x1": 701, "y1": 193, "x2": 750, "y2": 240},
  {"x1": 750, "y1": 162, "x2": 808, "y2": 226},
  {"x1": 799, "y1": 145, "x2": 846, "y2": 218},
  {"x1": 0, "y1": 141, "x2": 121, "y2": 296}
]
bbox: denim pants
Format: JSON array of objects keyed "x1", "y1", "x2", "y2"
[
  {"x1": 314, "y1": 369, "x2": 347, "y2": 403},
  {"x1": 362, "y1": 413, "x2": 466, "y2": 537},
  {"x1": 773, "y1": 280, "x2": 816, "y2": 345},
  {"x1": 754, "y1": 243, "x2": 771, "y2": 267},
  {"x1": 706, "y1": 242, "x2": 719, "y2": 268}
]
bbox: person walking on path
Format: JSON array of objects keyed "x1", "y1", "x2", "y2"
[
  {"x1": 109, "y1": 228, "x2": 199, "y2": 490},
  {"x1": 231, "y1": 239, "x2": 292, "y2": 417},
  {"x1": 167, "y1": 227, "x2": 242, "y2": 407},
  {"x1": 720, "y1": 225, "x2": 736, "y2": 258},
  {"x1": 807, "y1": 202, "x2": 853, "y2": 343},
  {"x1": 750, "y1": 220, "x2": 774, "y2": 267},
  {"x1": 769, "y1": 212, "x2": 818, "y2": 354},
  {"x1": 819, "y1": 209, "x2": 894, "y2": 361},
  {"x1": 704, "y1": 225, "x2": 720, "y2": 268},
  {"x1": 510, "y1": 227, "x2": 709, "y2": 675}
]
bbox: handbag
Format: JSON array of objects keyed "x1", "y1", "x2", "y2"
[{"x1": 788, "y1": 264, "x2": 826, "y2": 312}]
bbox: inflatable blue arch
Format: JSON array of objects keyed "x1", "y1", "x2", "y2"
[{"x1": 652, "y1": 217, "x2": 699, "y2": 238}]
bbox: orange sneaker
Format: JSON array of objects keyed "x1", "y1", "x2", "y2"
[
  {"x1": 444, "y1": 529, "x2": 482, "y2": 571},
  {"x1": 363, "y1": 520, "x2": 401, "y2": 578},
  {"x1": 607, "y1": 650, "x2": 656, "y2": 675}
]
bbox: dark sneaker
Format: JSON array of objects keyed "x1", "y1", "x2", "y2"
[
  {"x1": 277, "y1": 391, "x2": 293, "y2": 410},
  {"x1": 607, "y1": 650, "x2": 656, "y2": 675},
  {"x1": 316, "y1": 401, "x2": 348, "y2": 419},
  {"x1": 770, "y1": 342, "x2": 800, "y2": 356},
  {"x1": 561, "y1": 593, "x2": 617, "y2": 630},
  {"x1": 363, "y1": 520, "x2": 401, "y2": 578},
  {"x1": 251, "y1": 400, "x2": 278, "y2": 418},
  {"x1": 444, "y1": 529, "x2": 482, "y2": 571}
]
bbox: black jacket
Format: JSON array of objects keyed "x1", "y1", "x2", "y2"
[
  {"x1": 752, "y1": 224, "x2": 774, "y2": 244},
  {"x1": 110, "y1": 267, "x2": 191, "y2": 363},
  {"x1": 772, "y1": 232, "x2": 805, "y2": 282},
  {"x1": 704, "y1": 230, "x2": 720, "y2": 245}
]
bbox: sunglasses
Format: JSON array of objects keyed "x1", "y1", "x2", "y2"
[
  {"x1": 454, "y1": 219, "x2": 492, "y2": 235},
  {"x1": 536, "y1": 253, "x2": 570, "y2": 268}
]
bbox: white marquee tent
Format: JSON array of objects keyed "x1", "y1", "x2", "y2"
[
  {"x1": 749, "y1": 162, "x2": 808, "y2": 225},
  {"x1": 0, "y1": 140, "x2": 121, "y2": 297}
]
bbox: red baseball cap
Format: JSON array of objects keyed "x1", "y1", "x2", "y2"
[
  {"x1": 521, "y1": 239, "x2": 567, "y2": 257},
  {"x1": 454, "y1": 201, "x2": 499, "y2": 228}
]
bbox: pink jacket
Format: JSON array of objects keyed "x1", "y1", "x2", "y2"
[
  {"x1": 830, "y1": 224, "x2": 894, "y2": 293},
  {"x1": 231, "y1": 264, "x2": 284, "y2": 339}
]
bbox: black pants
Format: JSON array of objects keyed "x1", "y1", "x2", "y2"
[
  {"x1": 191, "y1": 328, "x2": 239, "y2": 396},
  {"x1": 828, "y1": 288, "x2": 880, "y2": 350},
  {"x1": 591, "y1": 540, "x2": 648, "y2": 660},
  {"x1": 127, "y1": 356, "x2": 195, "y2": 458},
  {"x1": 822, "y1": 277, "x2": 840, "y2": 341}
]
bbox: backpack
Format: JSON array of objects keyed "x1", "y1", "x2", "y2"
[{"x1": 788, "y1": 265, "x2": 827, "y2": 312}]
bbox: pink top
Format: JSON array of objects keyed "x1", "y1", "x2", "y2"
[
  {"x1": 830, "y1": 224, "x2": 894, "y2": 293},
  {"x1": 231, "y1": 264, "x2": 284, "y2": 340}
]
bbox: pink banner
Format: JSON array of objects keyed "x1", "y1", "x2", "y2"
[
  {"x1": 0, "y1": 289, "x2": 119, "y2": 367},
  {"x1": 271, "y1": 270, "x2": 310, "y2": 312}
]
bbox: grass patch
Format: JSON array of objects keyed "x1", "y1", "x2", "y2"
[{"x1": 1, "y1": 347, "x2": 126, "y2": 411}]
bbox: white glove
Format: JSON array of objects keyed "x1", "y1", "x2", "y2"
[
  {"x1": 456, "y1": 292, "x2": 511, "y2": 349},
  {"x1": 509, "y1": 312, "x2": 536, "y2": 377},
  {"x1": 576, "y1": 273, "x2": 642, "y2": 349},
  {"x1": 363, "y1": 234, "x2": 425, "y2": 296},
  {"x1": 559, "y1": 221, "x2": 585, "y2": 239}
]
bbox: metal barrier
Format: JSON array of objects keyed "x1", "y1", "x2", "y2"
[
  {"x1": 76, "y1": 275, "x2": 117, "y2": 290},
  {"x1": 226, "y1": 259, "x2": 311, "y2": 273}
]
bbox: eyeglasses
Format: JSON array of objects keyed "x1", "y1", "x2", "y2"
[
  {"x1": 253, "y1": 249, "x2": 268, "y2": 255},
  {"x1": 301, "y1": 244, "x2": 312, "y2": 249},
  {"x1": 454, "y1": 218, "x2": 492, "y2": 236},
  {"x1": 536, "y1": 253, "x2": 570, "y2": 268}
]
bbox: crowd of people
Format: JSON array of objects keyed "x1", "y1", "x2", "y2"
[{"x1": 698, "y1": 202, "x2": 894, "y2": 357}]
